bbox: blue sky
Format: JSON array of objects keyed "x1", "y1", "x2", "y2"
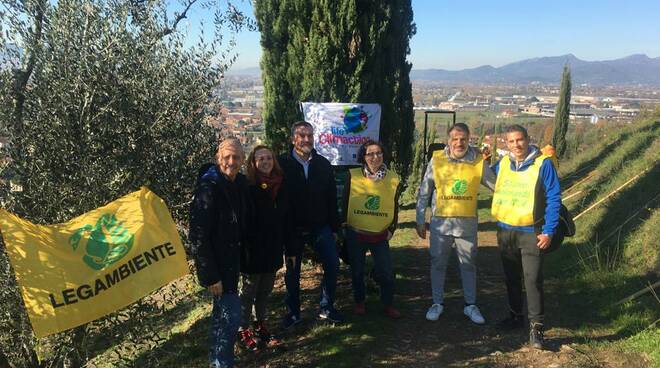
[{"x1": 184, "y1": 0, "x2": 660, "y2": 71}]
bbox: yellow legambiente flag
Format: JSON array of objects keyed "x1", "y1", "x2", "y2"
[{"x1": 0, "y1": 187, "x2": 189, "y2": 338}]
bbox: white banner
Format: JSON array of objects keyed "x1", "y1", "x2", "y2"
[{"x1": 301, "y1": 102, "x2": 381, "y2": 166}]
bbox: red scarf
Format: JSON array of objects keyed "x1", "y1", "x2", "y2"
[{"x1": 256, "y1": 171, "x2": 283, "y2": 200}]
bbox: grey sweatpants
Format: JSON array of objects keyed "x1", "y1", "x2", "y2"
[
  {"x1": 429, "y1": 233, "x2": 478, "y2": 305},
  {"x1": 238, "y1": 272, "x2": 276, "y2": 328}
]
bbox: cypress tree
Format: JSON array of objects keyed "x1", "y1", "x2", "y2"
[
  {"x1": 254, "y1": 0, "x2": 311, "y2": 154},
  {"x1": 255, "y1": 0, "x2": 416, "y2": 181},
  {"x1": 552, "y1": 65, "x2": 572, "y2": 158},
  {"x1": 343, "y1": 0, "x2": 416, "y2": 181}
]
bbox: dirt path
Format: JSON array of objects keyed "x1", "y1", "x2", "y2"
[
  {"x1": 369, "y1": 228, "x2": 589, "y2": 368},
  {"x1": 228, "y1": 222, "x2": 621, "y2": 368}
]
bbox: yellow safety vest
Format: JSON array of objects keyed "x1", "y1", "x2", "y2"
[
  {"x1": 491, "y1": 154, "x2": 550, "y2": 226},
  {"x1": 431, "y1": 150, "x2": 483, "y2": 217},
  {"x1": 346, "y1": 168, "x2": 399, "y2": 232}
]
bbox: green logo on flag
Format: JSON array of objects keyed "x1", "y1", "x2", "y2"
[
  {"x1": 451, "y1": 179, "x2": 468, "y2": 195},
  {"x1": 364, "y1": 195, "x2": 381, "y2": 210},
  {"x1": 69, "y1": 213, "x2": 134, "y2": 270}
]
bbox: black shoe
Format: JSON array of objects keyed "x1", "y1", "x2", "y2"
[
  {"x1": 529, "y1": 322, "x2": 544, "y2": 349},
  {"x1": 496, "y1": 312, "x2": 525, "y2": 331},
  {"x1": 318, "y1": 308, "x2": 345, "y2": 323},
  {"x1": 281, "y1": 313, "x2": 302, "y2": 329}
]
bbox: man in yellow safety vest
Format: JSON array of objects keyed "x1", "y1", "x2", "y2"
[
  {"x1": 416, "y1": 123, "x2": 496, "y2": 326},
  {"x1": 491, "y1": 124, "x2": 562, "y2": 350}
]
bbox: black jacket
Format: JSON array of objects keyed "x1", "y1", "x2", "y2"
[
  {"x1": 240, "y1": 179, "x2": 289, "y2": 274},
  {"x1": 189, "y1": 164, "x2": 251, "y2": 293},
  {"x1": 279, "y1": 149, "x2": 339, "y2": 255}
]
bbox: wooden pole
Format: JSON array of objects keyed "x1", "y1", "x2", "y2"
[
  {"x1": 563, "y1": 190, "x2": 583, "y2": 201},
  {"x1": 564, "y1": 171, "x2": 596, "y2": 194},
  {"x1": 614, "y1": 281, "x2": 660, "y2": 306},
  {"x1": 596, "y1": 192, "x2": 660, "y2": 246},
  {"x1": 574, "y1": 166, "x2": 652, "y2": 221}
]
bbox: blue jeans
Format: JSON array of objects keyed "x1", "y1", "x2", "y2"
[
  {"x1": 209, "y1": 292, "x2": 241, "y2": 368},
  {"x1": 284, "y1": 225, "x2": 339, "y2": 315},
  {"x1": 346, "y1": 229, "x2": 395, "y2": 306}
]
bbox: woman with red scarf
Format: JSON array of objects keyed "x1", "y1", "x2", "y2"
[{"x1": 238, "y1": 145, "x2": 289, "y2": 352}]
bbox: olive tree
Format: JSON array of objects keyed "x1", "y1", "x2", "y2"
[{"x1": 0, "y1": 0, "x2": 252, "y2": 366}]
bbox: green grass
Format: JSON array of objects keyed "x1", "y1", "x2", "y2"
[
  {"x1": 622, "y1": 208, "x2": 660, "y2": 274},
  {"x1": 84, "y1": 278, "x2": 210, "y2": 367},
  {"x1": 617, "y1": 328, "x2": 660, "y2": 365},
  {"x1": 476, "y1": 186, "x2": 495, "y2": 222},
  {"x1": 560, "y1": 119, "x2": 658, "y2": 182},
  {"x1": 413, "y1": 110, "x2": 553, "y2": 127},
  {"x1": 564, "y1": 126, "x2": 660, "y2": 268},
  {"x1": 545, "y1": 117, "x2": 660, "y2": 366}
]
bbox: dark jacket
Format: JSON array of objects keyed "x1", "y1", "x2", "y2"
[
  {"x1": 240, "y1": 178, "x2": 289, "y2": 274},
  {"x1": 189, "y1": 164, "x2": 252, "y2": 293},
  {"x1": 279, "y1": 148, "x2": 339, "y2": 256}
]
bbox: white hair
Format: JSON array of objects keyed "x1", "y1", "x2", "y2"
[{"x1": 216, "y1": 137, "x2": 245, "y2": 159}]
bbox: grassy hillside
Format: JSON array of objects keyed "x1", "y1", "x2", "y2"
[
  {"x1": 556, "y1": 117, "x2": 659, "y2": 272},
  {"x1": 546, "y1": 117, "x2": 660, "y2": 365}
]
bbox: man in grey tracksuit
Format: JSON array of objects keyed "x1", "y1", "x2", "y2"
[{"x1": 416, "y1": 123, "x2": 495, "y2": 324}]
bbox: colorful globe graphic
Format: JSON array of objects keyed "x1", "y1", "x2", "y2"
[{"x1": 342, "y1": 106, "x2": 369, "y2": 133}]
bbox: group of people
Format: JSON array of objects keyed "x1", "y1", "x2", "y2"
[{"x1": 189, "y1": 120, "x2": 561, "y2": 368}]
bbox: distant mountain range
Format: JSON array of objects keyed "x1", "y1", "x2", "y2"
[
  {"x1": 6, "y1": 44, "x2": 658, "y2": 86},
  {"x1": 227, "y1": 54, "x2": 660, "y2": 86},
  {"x1": 410, "y1": 54, "x2": 660, "y2": 85}
]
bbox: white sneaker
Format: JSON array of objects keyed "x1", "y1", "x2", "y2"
[
  {"x1": 464, "y1": 304, "x2": 486, "y2": 325},
  {"x1": 425, "y1": 303, "x2": 444, "y2": 321}
]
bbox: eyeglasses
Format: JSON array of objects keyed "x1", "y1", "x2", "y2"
[{"x1": 364, "y1": 152, "x2": 383, "y2": 158}]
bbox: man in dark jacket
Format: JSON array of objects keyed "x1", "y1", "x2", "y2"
[
  {"x1": 189, "y1": 138, "x2": 251, "y2": 368},
  {"x1": 279, "y1": 121, "x2": 344, "y2": 327}
]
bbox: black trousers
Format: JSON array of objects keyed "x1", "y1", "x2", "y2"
[{"x1": 497, "y1": 228, "x2": 544, "y2": 324}]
